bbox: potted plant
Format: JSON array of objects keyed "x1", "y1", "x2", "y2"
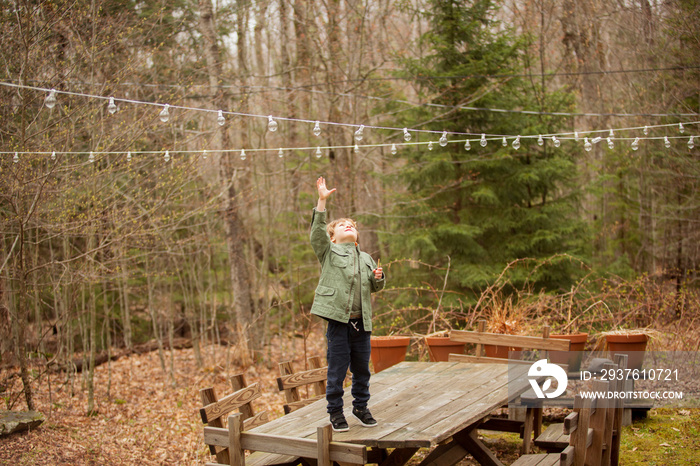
[
  {"x1": 370, "y1": 335, "x2": 411, "y2": 372},
  {"x1": 483, "y1": 296, "x2": 526, "y2": 359},
  {"x1": 598, "y1": 328, "x2": 656, "y2": 371},
  {"x1": 424, "y1": 331, "x2": 465, "y2": 362},
  {"x1": 549, "y1": 317, "x2": 588, "y2": 372}
]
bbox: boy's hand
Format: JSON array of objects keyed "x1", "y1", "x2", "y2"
[
  {"x1": 373, "y1": 267, "x2": 383, "y2": 279},
  {"x1": 317, "y1": 176, "x2": 336, "y2": 200}
]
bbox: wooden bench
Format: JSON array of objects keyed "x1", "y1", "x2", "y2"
[
  {"x1": 277, "y1": 356, "x2": 328, "y2": 414},
  {"x1": 534, "y1": 354, "x2": 628, "y2": 462},
  {"x1": 200, "y1": 374, "x2": 270, "y2": 464},
  {"x1": 448, "y1": 320, "x2": 571, "y2": 454},
  {"x1": 203, "y1": 413, "x2": 367, "y2": 466},
  {"x1": 514, "y1": 356, "x2": 627, "y2": 466}
]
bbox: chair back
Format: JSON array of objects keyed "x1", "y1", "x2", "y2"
[
  {"x1": 562, "y1": 355, "x2": 627, "y2": 466},
  {"x1": 199, "y1": 374, "x2": 270, "y2": 464},
  {"x1": 277, "y1": 356, "x2": 328, "y2": 414}
]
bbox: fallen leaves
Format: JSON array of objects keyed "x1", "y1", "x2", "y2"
[{"x1": 0, "y1": 328, "x2": 326, "y2": 466}]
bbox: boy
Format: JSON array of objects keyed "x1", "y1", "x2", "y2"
[{"x1": 310, "y1": 176, "x2": 385, "y2": 432}]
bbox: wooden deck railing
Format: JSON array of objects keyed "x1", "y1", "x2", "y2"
[{"x1": 203, "y1": 413, "x2": 367, "y2": 466}]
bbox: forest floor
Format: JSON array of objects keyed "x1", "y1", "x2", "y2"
[{"x1": 1, "y1": 322, "x2": 699, "y2": 465}]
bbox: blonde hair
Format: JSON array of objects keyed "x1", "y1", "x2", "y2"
[{"x1": 327, "y1": 218, "x2": 359, "y2": 241}]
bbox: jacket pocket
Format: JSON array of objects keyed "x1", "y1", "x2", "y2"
[
  {"x1": 315, "y1": 285, "x2": 336, "y2": 296},
  {"x1": 330, "y1": 250, "x2": 349, "y2": 267}
]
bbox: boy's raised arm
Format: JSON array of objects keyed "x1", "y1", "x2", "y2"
[{"x1": 316, "y1": 176, "x2": 336, "y2": 212}]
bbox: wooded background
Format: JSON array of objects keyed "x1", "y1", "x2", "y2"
[{"x1": 1, "y1": 0, "x2": 698, "y2": 413}]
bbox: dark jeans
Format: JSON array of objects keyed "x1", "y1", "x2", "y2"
[{"x1": 325, "y1": 318, "x2": 371, "y2": 414}]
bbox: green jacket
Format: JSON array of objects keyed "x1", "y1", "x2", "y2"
[{"x1": 309, "y1": 209, "x2": 385, "y2": 331}]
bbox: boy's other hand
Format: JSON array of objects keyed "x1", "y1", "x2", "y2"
[
  {"x1": 373, "y1": 267, "x2": 383, "y2": 279},
  {"x1": 317, "y1": 176, "x2": 336, "y2": 200}
]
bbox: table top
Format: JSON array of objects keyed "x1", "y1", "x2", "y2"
[{"x1": 250, "y1": 361, "x2": 533, "y2": 450}]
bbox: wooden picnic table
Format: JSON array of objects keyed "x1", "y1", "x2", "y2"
[{"x1": 248, "y1": 361, "x2": 536, "y2": 466}]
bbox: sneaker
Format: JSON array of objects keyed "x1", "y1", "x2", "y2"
[
  {"x1": 330, "y1": 411, "x2": 349, "y2": 432},
  {"x1": 352, "y1": 407, "x2": 377, "y2": 427}
]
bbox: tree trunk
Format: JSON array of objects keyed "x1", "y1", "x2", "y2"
[
  {"x1": 198, "y1": 0, "x2": 257, "y2": 356},
  {"x1": 15, "y1": 226, "x2": 35, "y2": 410}
]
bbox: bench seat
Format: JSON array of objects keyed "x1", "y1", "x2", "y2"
[
  {"x1": 511, "y1": 453, "x2": 561, "y2": 466},
  {"x1": 533, "y1": 423, "x2": 569, "y2": 453}
]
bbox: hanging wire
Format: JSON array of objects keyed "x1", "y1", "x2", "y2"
[{"x1": 1, "y1": 81, "x2": 698, "y2": 161}]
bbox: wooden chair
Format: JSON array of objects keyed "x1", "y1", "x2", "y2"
[
  {"x1": 448, "y1": 320, "x2": 571, "y2": 454},
  {"x1": 200, "y1": 373, "x2": 270, "y2": 465},
  {"x1": 512, "y1": 369, "x2": 622, "y2": 466},
  {"x1": 277, "y1": 356, "x2": 328, "y2": 414},
  {"x1": 534, "y1": 354, "x2": 628, "y2": 465},
  {"x1": 203, "y1": 413, "x2": 367, "y2": 466}
]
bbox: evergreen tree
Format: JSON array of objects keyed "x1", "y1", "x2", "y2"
[{"x1": 388, "y1": 0, "x2": 587, "y2": 303}]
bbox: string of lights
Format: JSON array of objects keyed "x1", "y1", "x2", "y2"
[
  {"x1": 4, "y1": 131, "x2": 697, "y2": 163},
  {"x1": 1, "y1": 81, "x2": 697, "y2": 163}
]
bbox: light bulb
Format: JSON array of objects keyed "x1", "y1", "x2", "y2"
[
  {"x1": 278, "y1": 148, "x2": 284, "y2": 158},
  {"x1": 240, "y1": 149, "x2": 246, "y2": 160},
  {"x1": 403, "y1": 128, "x2": 411, "y2": 142},
  {"x1": 108, "y1": 97, "x2": 118, "y2": 114},
  {"x1": 313, "y1": 121, "x2": 321, "y2": 137},
  {"x1": 631, "y1": 138, "x2": 639, "y2": 151},
  {"x1": 607, "y1": 137, "x2": 614, "y2": 150},
  {"x1": 502, "y1": 137, "x2": 507, "y2": 147},
  {"x1": 354, "y1": 144, "x2": 359, "y2": 153},
  {"x1": 688, "y1": 136, "x2": 694, "y2": 150},
  {"x1": 51, "y1": 151, "x2": 56, "y2": 161},
  {"x1": 44, "y1": 89, "x2": 57, "y2": 109},
  {"x1": 584, "y1": 138, "x2": 592, "y2": 152},
  {"x1": 679, "y1": 123, "x2": 685, "y2": 134},
  {"x1": 480, "y1": 134, "x2": 487, "y2": 147},
  {"x1": 574, "y1": 131, "x2": 579, "y2": 141},
  {"x1": 159, "y1": 104, "x2": 170, "y2": 122},
  {"x1": 664, "y1": 136, "x2": 670, "y2": 149},
  {"x1": 552, "y1": 136, "x2": 560, "y2": 148},
  {"x1": 202, "y1": 150, "x2": 207, "y2": 159},
  {"x1": 428, "y1": 141, "x2": 433, "y2": 151},
  {"x1": 609, "y1": 129, "x2": 614, "y2": 138},
  {"x1": 267, "y1": 115, "x2": 278, "y2": 132},
  {"x1": 89, "y1": 151, "x2": 95, "y2": 163},
  {"x1": 391, "y1": 143, "x2": 397, "y2": 155},
  {"x1": 592, "y1": 136, "x2": 602, "y2": 144},
  {"x1": 354, "y1": 125, "x2": 364, "y2": 142},
  {"x1": 537, "y1": 134, "x2": 544, "y2": 146},
  {"x1": 643, "y1": 126, "x2": 649, "y2": 135},
  {"x1": 315, "y1": 147, "x2": 322, "y2": 158},
  {"x1": 439, "y1": 131, "x2": 448, "y2": 147},
  {"x1": 464, "y1": 140, "x2": 471, "y2": 151},
  {"x1": 217, "y1": 110, "x2": 225, "y2": 126},
  {"x1": 163, "y1": 150, "x2": 170, "y2": 162},
  {"x1": 13, "y1": 152, "x2": 19, "y2": 163},
  {"x1": 512, "y1": 136, "x2": 520, "y2": 150},
  {"x1": 127, "y1": 151, "x2": 132, "y2": 162}
]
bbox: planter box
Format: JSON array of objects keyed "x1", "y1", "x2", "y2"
[
  {"x1": 424, "y1": 336, "x2": 465, "y2": 362},
  {"x1": 370, "y1": 336, "x2": 411, "y2": 372},
  {"x1": 606, "y1": 333, "x2": 649, "y2": 370},
  {"x1": 549, "y1": 333, "x2": 588, "y2": 372}
]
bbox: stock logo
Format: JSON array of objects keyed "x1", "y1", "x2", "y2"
[{"x1": 528, "y1": 359, "x2": 568, "y2": 399}]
